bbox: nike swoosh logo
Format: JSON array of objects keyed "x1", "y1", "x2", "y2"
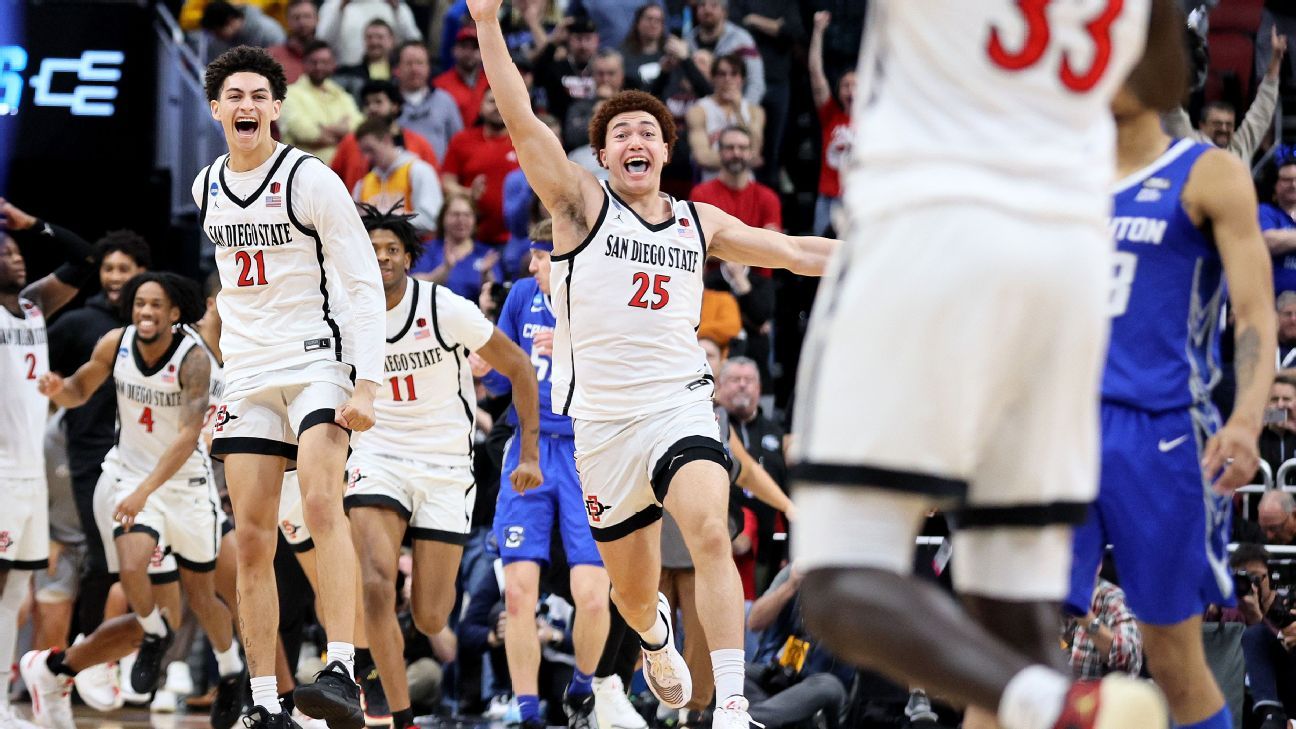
[{"x1": 1158, "y1": 435, "x2": 1189, "y2": 452}]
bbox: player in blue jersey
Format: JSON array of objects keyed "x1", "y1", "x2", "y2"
[
  {"x1": 477, "y1": 218, "x2": 609, "y2": 729},
  {"x1": 1065, "y1": 54, "x2": 1277, "y2": 729}
]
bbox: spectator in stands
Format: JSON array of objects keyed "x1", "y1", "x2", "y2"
[
  {"x1": 533, "y1": 16, "x2": 602, "y2": 135},
  {"x1": 1261, "y1": 152, "x2": 1296, "y2": 295},
  {"x1": 687, "y1": 54, "x2": 765, "y2": 181},
  {"x1": 331, "y1": 79, "x2": 441, "y2": 193},
  {"x1": 1262, "y1": 377, "x2": 1296, "y2": 478},
  {"x1": 411, "y1": 193, "x2": 503, "y2": 301},
  {"x1": 317, "y1": 0, "x2": 422, "y2": 67},
  {"x1": 1259, "y1": 490, "x2": 1296, "y2": 545},
  {"x1": 699, "y1": 283, "x2": 742, "y2": 353},
  {"x1": 1278, "y1": 291, "x2": 1296, "y2": 374},
  {"x1": 434, "y1": 27, "x2": 490, "y2": 129},
  {"x1": 568, "y1": 0, "x2": 657, "y2": 53},
  {"x1": 687, "y1": 0, "x2": 765, "y2": 106},
  {"x1": 502, "y1": 0, "x2": 563, "y2": 62},
  {"x1": 729, "y1": 0, "x2": 802, "y2": 187},
  {"x1": 280, "y1": 40, "x2": 364, "y2": 165},
  {"x1": 649, "y1": 38, "x2": 713, "y2": 196},
  {"x1": 562, "y1": 50, "x2": 630, "y2": 150},
  {"x1": 1067, "y1": 576, "x2": 1143, "y2": 680},
  {"x1": 808, "y1": 11, "x2": 853, "y2": 236},
  {"x1": 267, "y1": 0, "x2": 318, "y2": 83},
  {"x1": 691, "y1": 125, "x2": 780, "y2": 230},
  {"x1": 502, "y1": 114, "x2": 563, "y2": 277},
  {"x1": 441, "y1": 90, "x2": 520, "y2": 246},
  {"x1": 393, "y1": 41, "x2": 464, "y2": 162},
  {"x1": 352, "y1": 118, "x2": 444, "y2": 236},
  {"x1": 620, "y1": 3, "x2": 668, "y2": 88},
  {"x1": 1166, "y1": 26, "x2": 1286, "y2": 161},
  {"x1": 195, "y1": 0, "x2": 286, "y2": 63},
  {"x1": 335, "y1": 18, "x2": 397, "y2": 98},
  {"x1": 1232, "y1": 543, "x2": 1293, "y2": 729},
  {"x1": 745, "y1": 564, "x2": 852, "y2": 729},
  {"x1": 705, "y1": 259, "x2": 773, "y2": 378}
]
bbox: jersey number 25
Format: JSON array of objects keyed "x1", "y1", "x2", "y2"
[{"x1": 987, "y1": 0, "x2": 1124, "y2": 92}]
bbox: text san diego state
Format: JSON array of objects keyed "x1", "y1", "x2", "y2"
[
  {"x1": 384, "y1": 347, "x2": 444, "y2": 373},
  {"x1": 205, "y1": 222, "x2": 293, "y2": 248},
  {"x1": 604, "y1": 235, "x2": 699, "y2": 272}
]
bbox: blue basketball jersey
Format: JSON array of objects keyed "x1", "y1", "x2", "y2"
[
  {"x1": 483, "y1": 277, "x2": 574, "y2": 437},
  {"x1": 1102, "y1": 139, "x2": 1224, "y2": 412}
]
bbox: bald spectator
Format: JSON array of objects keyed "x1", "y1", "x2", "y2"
[
  {"x1": 352, "y1": 118, "x2": 444, "y2": 237},
  {"x1": 393, "y1": 41, "x2": 463, "y2": 162},
  {"x1": 335, "y1": 18, "x2": 397, "y2": 98},
  {"x1": 687, "y1": 0, "x2": 765, "y2": 106},
  {"x1": 317, "y1": 0, "x2": 422, "y2": 67},
  {"x1": 441, "y1": 90, "x2": 520, "y2": 245},
  {"x1": 280, "y1": 41, "x2": 364, "y2": 164},
  {"x1": 264, "y1": 0, "x2": 315, "y2": 84},
  {"x1": 330, "y1": 80, "x2": 441, "y2": 193},
  {"x1": 1261, "y1": 377, "x2": 1296, "y2": 478},
  {"x1": 1259, "y1": 491, "x2": 1296, "y2": 545},
  {"x1": 194, "y1": 0, "x2": 286, "y2": 64},
  {"x1": 435, "y1": 26, "x2": 491, "y2": 129},
  {"x1": 690, "y1": 126, "x2": 780, "y2": 230},
  {"x1": 533, "y1": 16, "x2": 602, "y2": 133},
  {"x1": 1278, "y1": 292, "x2": 1296, "y2": 375}
]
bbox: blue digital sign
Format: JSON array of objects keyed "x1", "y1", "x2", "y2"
[{"x1": 0, "y1": 47, "x2": 125, "y2": 117}]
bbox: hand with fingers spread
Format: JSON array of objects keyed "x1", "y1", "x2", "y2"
[{"x1": 1202, "y1": 422, "x2": 1261, "y2": 494}]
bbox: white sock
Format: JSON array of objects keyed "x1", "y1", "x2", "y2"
[
  {"x1": 326, "y1": 642, "x2": 355, "y2": 679},
  {"x1": 639, "y1": 611, "x2": 669, "y2": 650},
  {"x1": 0, "y1": 576, "x2": 27, "y2": 705},
  {"x1": 998, "y1": 665, "x2": 1069, "y2": 729},
  {"x1": 136, "y1": 608, "x2": 166, "y2": 637},
  {"x1": 251, "y1": 675, "x2": 280, "y2": 714},
  {"x1": 215, "y1": 641, "x2": 244, "y2": 677},
  {"x1": 710, "y1": 649, "x2": 745, "y2": 705}
]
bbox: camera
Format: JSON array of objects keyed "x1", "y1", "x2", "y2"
[
  {"x1": 1268, "y1": 589, "x2": 1296, "y2": 629},
  {"x1": 1234, "y1": 570, "x2": 1255, "y2": 598}
]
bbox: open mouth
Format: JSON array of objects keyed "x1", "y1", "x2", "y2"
[
  {"x1": 624, "y1": 156, "x2": 650, "y2": 175},
  {"x1": 234, "y1": 117, "x2": 258, "y2": 137}
]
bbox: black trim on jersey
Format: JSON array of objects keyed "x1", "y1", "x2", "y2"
[
  {"x1": 183, "y1": 324, "x2": 224, "y2": 368},
  {"x1": 686, "y1": 201, "x2": 707, "y2": 259},
  {"x1": 299, "y1": 407, "x2": 346, "y2": 438},
  {"x1": 344, "y1": 494, "x2": 412, "y2": 522},
  {"x1": 174, "y1": 554, "x2": 217, "y2": 573},
  {"x1": 130, "y1": 327, "x2": 188, "y2": 378},
  {"x1": 388, "y1": 277, "x2": 421, "y2": 344},
  {"x1": 553, "y1": 189, "x2": 609, "y2": 263},
  {"x1": 285, "y1": 154, "x2": 345, "y2": 365},
  {"x1": 427, "y1": 283, "x2": 455, "y2": 351},
  {"x1": 149, "y1": 570, "x2": 181, "y2": 585},
  {"x1": 607, "y1": 185, "x2": 675, "y2": 233},
  {"x1": 409, "y1": 526, "x2": 470, "y2": 545},
  {"x1": 590, "y1": 504, "x2": 662, "y2": 543},
  {"x1": 956, "y1": 502, "x2": 1091, "y2": 529},
  {"x1": 651, "y1": 435, "x2": 730, "y2": 502},
  {"x1": 199, "y1": 163, "x2": 214, "y2": 227},
  {"x1": 0, "y1": 558, "x2": 50, "y2": 571},
  {"x1": 791, "y1": 462, "x2": 968, "y2": 500},
  {"x1": 114, "y1": 524, "x2": 161, "y2": 544},
  {"x1": 559, "y1": 258, "x2": 577, "y2": 416},
  {"x1": 211, "y1": 436, "x2": 297, "y2": 461},
  {"x1": 218, "y1": 145, "x2": 293, "y2": 209},
  {"x1": 221, "y1": 517, "x2": 234, "y2": 538},
  {"x1": 288, "y1": 537, "x2": 316, "y2": 553},
  {"x1": 450, "y1": 348, "x2": 476, "y2": 460}
]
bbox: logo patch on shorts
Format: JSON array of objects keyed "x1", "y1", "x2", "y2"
[
  {"x1": 303, "y1": 338, "x2": 332, "y2": 352},
  {"x1": 347, "y1": 468, "x2": 366, "y2": 489},
  {"x1": 213, "y1": 405, "x2": 238, "y2": 432},
  {"x1": 281, "y1": 520, "x2": 301, "y2": 539},
  {"x1": 0, "y1": 531, "x2": 11, "y2": 552},
  {"x1": 585, "y1": 495, "x2": 609, "y2": 523},
  {"x1": 150, "y1": 546, "x2": 166, "y2": 569},
  {"x1": 505, "y1": 526, "x2": 524, "y2": 548}
]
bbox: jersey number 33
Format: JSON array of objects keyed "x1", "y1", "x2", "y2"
[{"x1": 987, "y1": 0, "x2": 1124, "y2": 93}]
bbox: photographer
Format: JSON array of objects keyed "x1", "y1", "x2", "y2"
[
  {"x1": 1261, "y1": 377, "x2": 1296, "y2": 478},
  {"x1": 1232, "y1": 544, "x2": 1295, "y2": 729}
]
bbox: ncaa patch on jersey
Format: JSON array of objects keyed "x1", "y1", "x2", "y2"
[{"x1": 209, "y1": 182, "x2": 218, "y2": 197}]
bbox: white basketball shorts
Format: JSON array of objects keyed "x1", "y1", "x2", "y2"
[
  {"x1": 211, "y1": 359, "x2": 353, "y2": 464},
  {"x1": 344, "y1": 451, "x2": 475, "y2": 544}
]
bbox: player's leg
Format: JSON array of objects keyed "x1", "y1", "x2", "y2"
[
  {"x1": 1141, "y1": 619, "x2": 1225, "y2": 726},
  {"x1": 169, "y1": 485, "x2": 238, "y2": 660},
  {"x1": 348, "y1": 506, "x2": 407, "y2": 723},
  {"x1": 178, "y1": 568, "x2": 237, "y2": 664},
  {"x1": 503, "y1": 560, "x2": 545, "y2": 724},
  {"x1": 409, "y1": 538, "x2": 462, "y2": 645},
  {"x1": 295, "y1": 422, "x2": 358, "y2": 653}
]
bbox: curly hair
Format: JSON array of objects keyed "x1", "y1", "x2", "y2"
[
  {"x1": 357, "y1": 200, "x2": 425, "y2": 262},
  {"x1": 95, "y1": 230, "x2": 152, "y2": 269},
  {"x1": 588, "y1": 90, "x2": 677, "y2": 157},
  {"x1": 118, "y1": 272, "x2": 206, "y2": 325},
  {"x1": 205, "y1": 45, "x2": 289, "y2": 101}
]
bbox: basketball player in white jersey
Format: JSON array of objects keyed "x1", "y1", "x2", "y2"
[
  {"x1": 347, "y1": 203, "x2": 541, "y2": 729},
  {"x1": 790, "y1": 3, "x2": 1184, "y2": 729},
  {"x1": 36, "y1": 273, "x2": 242, "y2": 695},
  {"x1": 0, "y1": 204, "x2": 98, "y2": 729},
  {"x1": 194, "y1": 46, "x2": 386, "y2": 729},
  {"x1": 470, "y1": 3, "x2": 835, "y2": 726}
]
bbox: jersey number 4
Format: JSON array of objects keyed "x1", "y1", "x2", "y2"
[
  {"x1": 138, "y1": 406, "x2": 155, "y2": 433},
  {"x1": 234, "y1": 249, "x2": 268, "y2": 287},
  {"x1": 987, "y1": 0, "x2": 1124, "y2": 92},
  {"x1": 628, "y1": 272, "x2": 670, "y2": 310}
]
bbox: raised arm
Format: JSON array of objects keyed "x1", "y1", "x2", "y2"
[
  {"x1": 470, "y1": 0, "x2": 598, "y2": 230},
  {"x1": 3, "y1": 199, "x2": 97, "y2": 317},
  {"x1": 808, "y1": 12, "x2": 831, "y2": 110},
  {"x1": 686, "y1": 104, "x2": 720, "y2": 171},
  {"x1": 38, "y1": 328, "x2": 121, "y2": 409},
  {"x1": 699, "y1": 203, "x2": 838, "y2": 276}
]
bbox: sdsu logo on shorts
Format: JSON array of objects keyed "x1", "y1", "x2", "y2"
[
  {"x1": 347, "y1": 468, "x2": 366, "y2": 489},
  {"x1": 585, "y1": 495, "x2": 609, "y2": 523},
  {"x1": 281, "y1": 520, "x2": 301, "y2": 539},
  {"x1": 213, "y1": 405, "x2": 238, "y2": 432},
  {"x1": 0, "y1": 531, "x2": 11, "y2": 553},
  {"x1": 149, "y1": 546, "x2": 166, "y2": 569}
]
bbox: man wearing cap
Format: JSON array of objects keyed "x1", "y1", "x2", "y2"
[
  {"x1": 434, "y1": 26, "x2": 491, "y2": 128},
  {"x1": 533, "y1": 16, "x2": 602, "y2": 132},
  {"x1": 475, "y1": 218, "x2": 611, "y2": 729}
]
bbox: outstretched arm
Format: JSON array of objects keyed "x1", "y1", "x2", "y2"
[
  {"x1": 37, "y1": 328, "x2": 121, "y2": 408},
  {"x1": 698, "y1": 203, "x2": 837, "y2": 276},
  {"x1": 3, "y1": 199, "x2": 97, "y2": 317}
]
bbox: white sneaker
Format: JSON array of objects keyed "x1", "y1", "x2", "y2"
[
  {"x1": 482, "y1": 694, "x2": 512, "y2": 721},
  {"x1": 640, "y1": 593, "x2": 691, "y2": 710},
  {"x1": 292, "y1": 706, "x2": 331, "y2": 729},
  {"x1": 0, "y1": 703, "x2": 42, "y2": 729},
  {"x1": 712, "y1": 696, "x2": 757, "y2": 729},
  {"x1": 17, "y1": 651, "x2": 74, "y2": 729},
  {"x1": 161, "y1": 661, "x2": 192, "y2": 696},
  {"x1": 70, "y1": 634, "x2": 124, "y2": 712},
  {"x1": 117, "y1": 652, "x2": 150, "y2": 705},
  {"x1": 151, "y1": 688, "x2": 178, "y2": 713},
  {"x1": 593, "y1": 675, "x2": 646, "y2": 729}
]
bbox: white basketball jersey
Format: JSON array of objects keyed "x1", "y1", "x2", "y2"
[
  {"x1": 112, "y1": 326, "x2": 209, "y2": 481},
  {"x1": 848, "y1": 0, "x2": 1150, "y2": 223},
  {"x1": 350, "y1": 279, "x2": 494, "y2": 467},
  {"x1": 194, "y1": 144, "x2": 385, "y2": 392},
  {"x1": 550, "y1": 182, "x2": 711, "y2": 421},
  {"x1": 0, "y1": 298, "x2": 49, "y2": 478},
  {"x1": 182, "y1": 325, "x2": 225, "y2": 431}
]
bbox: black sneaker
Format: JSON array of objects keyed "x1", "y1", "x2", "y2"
[
  {"x1": 563, "y1": 690, "x2": 596, "y2": 729},
  {"x1": 293, "y1": 660, "x2": 363, "y2": 729},
  {"x1": 130, "y1": 619, "x2": 174, "y2": 694},
  {"x1": 358, "y1": 665, "x2": 390, "y2": 726},
  {"x1": 242, "y1": 705, "x2": 302, "y2": 728},
  {"x1": 1260, "y1": 707, "x2": 1289, "y2": 729},
  {"x1": 212, "y1": 669, "x2": 249, "y2": 729}
]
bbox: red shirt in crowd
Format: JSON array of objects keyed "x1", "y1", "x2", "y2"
[
  {"x1": 433, "y1": 68, "x2": 490, "y2": 129},
  {"x1": 817, "y1": 99, "x2": 853, "y2": 199},
  {"x1": 690, "y1": 178, "x2": 782, "y2": 231},
  {"x1": 442, "y1": 126, "x2": 519, "y2": 245},
  {"x1": 331, "y1": 128, "x2": 441, "y2": 194},
  {"x1": 735, "y1": 507, "x2": 759, "y2": 601},
  {"x1": 267, "y1": 42, "x2": 306, "y2": 84}
]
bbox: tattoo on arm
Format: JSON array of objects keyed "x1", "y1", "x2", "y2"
[
  {"x1": 178, "y1": 347, "x2": 212, "y2": 428},
  {"x1": 1235, "y1": 325, "x2": 1260, "y2": 394}
]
